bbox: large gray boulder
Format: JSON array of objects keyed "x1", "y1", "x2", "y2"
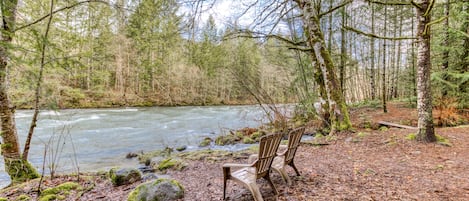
[
  {"x1": 109, "y1": 168, "x2": 142, "y2": 186},
  {"x1": 127, "y1": 178, "x2": 184, "y2": 201}
]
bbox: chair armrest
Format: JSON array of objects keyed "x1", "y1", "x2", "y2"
[{"x1": 222, "y1": 163, "x2": 253, "y2": 168}]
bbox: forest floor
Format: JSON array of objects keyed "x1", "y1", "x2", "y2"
[{"x1": 1, "y1": 102, "x2": 469, "y2": 200}]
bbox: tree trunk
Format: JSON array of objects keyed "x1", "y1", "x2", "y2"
[
  {"x1": 411, "y1": 11, "x2": 417, "y2": 98},
  {"x1": 295, "y1": 0, "x2": 352, "y2": 133},
  {"x1": 340, "y1": 6, "x2": 347, "y2": 97},
  {"x1": 0, "y1": 0, "x2": 39, "y2": 183},
  {"x1": 415, "y1": 0, "x2": 436, "y2": 142},
  {"x1": 394, "y1": 8, "x2": 403, "y2": 99},
  {"x1": 462, "y1": 0, "x2": 469, "y2": 72},
  {"x1": 370, "y1": 4, "x2": 376, "y2": 100},
  {"x1": 441, "y1": 0, "x2": 450, "y2": 96},
  {"x1": 382, "y1": 5, "x2": 388, "y2": 113}
]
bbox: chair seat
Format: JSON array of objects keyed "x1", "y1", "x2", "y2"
[
  {"x1": 231, "y1": 167, "x2": 257, "y2": 185},
  {"x1": 272, "y1": 156, "x2": 285, "y2": 170}
]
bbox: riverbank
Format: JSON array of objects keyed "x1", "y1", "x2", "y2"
[{"x1": 1, "y1": 103, "x2": 469, "y2": 200}]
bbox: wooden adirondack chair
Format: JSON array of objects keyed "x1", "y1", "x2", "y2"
[
  {"x1": 271, "y1": 127, "x2": 305, "y2": 185},
  {"x1": 222, "y1": 132, "x2": 283, "y2": 201}
]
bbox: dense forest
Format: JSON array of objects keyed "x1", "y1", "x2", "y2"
[
  {"x1": 3, "y1": 0, "x2": 468, "y2": 111},
  {"x1": 8, "y1": 0, "x2": 301, "y2": 109},
  {"x1": 0, "y1": 0, "x2": 468, "y2": 184}
]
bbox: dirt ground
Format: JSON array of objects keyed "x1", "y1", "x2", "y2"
[{"x1": 1, "y1": 103, "x2": 469, "y2": 200}]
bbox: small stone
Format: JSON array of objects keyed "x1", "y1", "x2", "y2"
[
  {"x1": 109, "y1": 168, "x2": 142, "y2": 186},
  {"x1": 142, "y1": 173, "x2": 159, "y2": 182},
  {"x1": 126, "y1": 152, "x2": 138, "y2": 159},
  {"x1": 176, "y1": 145, "x2": 187, "y2": 152}
]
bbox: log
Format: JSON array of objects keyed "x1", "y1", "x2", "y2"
[{"x1": 377, "y1": 121, "x2": 417, "y2": 130}]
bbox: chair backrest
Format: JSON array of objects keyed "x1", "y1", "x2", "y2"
[
  {"x1": 284, "y1": 127, "x2": 305, "y2": 163},
  {"x1": 255, "y1": 132, "x2": 283, "y2": 178}
]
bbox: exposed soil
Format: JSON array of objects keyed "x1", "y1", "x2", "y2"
[{"x1": 1, "y1": 102, "x2": 469, "y2": 200}]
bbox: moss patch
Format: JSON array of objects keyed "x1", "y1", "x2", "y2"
[
  {"x1": 405, "y1": 133, "x2": 417, "y2": 140},
  {"x1": 436, "y1": 134, "x2": 452, "y2": 147},
  {"x1": 215, "y1": 134, "x2": 240, "y2": 145},
  {"x1": 16, "y1": 194, "x2": 31, "y2": 201},
  {"x1": 4, "y1": 158, "x2": 39, "y2": 184},
  {"x1": 40, "y1": 182, "x2": 81, "y2": 201},
  {"x1": 157, "y1": 158, "x2": 187, "y2": 171}
]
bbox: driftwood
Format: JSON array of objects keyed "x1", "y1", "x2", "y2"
[{"x1": 377, "y1": 121, "x2": 417, "y2": 130}]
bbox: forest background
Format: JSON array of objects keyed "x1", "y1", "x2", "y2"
[{"x1": 7, "y1": 0, "x2": 468, "y2": 112}]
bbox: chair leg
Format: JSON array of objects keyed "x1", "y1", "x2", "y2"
[
  {"x1": 223, "y1": 167, "x2": 230, "y2": 200},
  {"x1": 290, "y1": 161, "x2": 301, "y2": 176},
  {"x1": 279, "y1": 168, "x2": 292, "y2": 186},
  {"x1": 248, "y1": 183, "x2": 264, "y2": 201},
  {"x1": 264, "y1": 174, "x2": 278, "y2": 195},
  {"x1": 223, "y1": 179, "x2": 227, "y2": 200}
]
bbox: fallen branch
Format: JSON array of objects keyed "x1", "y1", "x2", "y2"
[{"x1": 377, "y1": 121, "x2": 417, "y2": 130}]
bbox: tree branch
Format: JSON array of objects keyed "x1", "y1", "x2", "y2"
[
  {"x1": 343, "y1": 26, "x2": 416, "y2": 40},
  {"x1": 365, "y1": 0, "x2": 411, "y2": 6},
  {"x1": 15, "y1": 0, "x2": 109, "y2": 32},
  {"x1": 224, "y1": 30, "x2": 307, "y2": 46},
  {"x1": 319, "y1": 0, "x2": 352, "y2": 19},
  {"x1": 423, "y1": 0, "x2": 435, "y2": 17},
  {"x1": 424, "y1": 16, "x2": 447, "y2": 35},
  {"x1": 411, "y1": 1, "x2": 422, "y2": 9}
]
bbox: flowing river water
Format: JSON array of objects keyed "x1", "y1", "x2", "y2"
[{"x1": 0, "y1": 105, "x2": 271, "y2": 188}]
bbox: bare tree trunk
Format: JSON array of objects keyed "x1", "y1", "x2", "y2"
[
  {"x1": 370, "y1": 4, "x2": 376, "y2": 100},
  {"x1": 394, "y1": 8, "x2": 403, "y2": 99},
  {"x1": 415, "y1": 0, "x2": 436, "y2": 142},
  {"x1": 382, "y1": 5, "x2": 388, "y2": 113}
]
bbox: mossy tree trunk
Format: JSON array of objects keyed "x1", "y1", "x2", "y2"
[
  {"x1": 295, "y1": 0, "x2": 352, "y2": 134},
  {"x1": 415, "y1": 0, "x2": 436, "y2": 142},
  {"x1": 0, "y1": 0, "x2": 39, "y2": 182}
]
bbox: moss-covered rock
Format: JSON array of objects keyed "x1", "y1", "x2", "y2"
[
  {"x1": 250, "y1": 131, "x2": 266, "y2": 141},
  {"x1": 0, "y1": 197, "x2": 7, "y2": 201},
  {"x1": 157, "y1": 158, "x2": 187, "y2": 171},
  {"x1": 109, "y1": 168, "x2": 142, "y2": 186},
  {"x1": 242, "y1": 137, "x2": 255, "y2": 144},
  {"x1": 137, "y1": 148, "x2": 173, "y2": 164},
  {"x1": 127, "y1": 179, "x2": 184, "y2": 201},
  {"x1": 215, "y1": 134, "x2": 239, "y2": 145},
  {"x1": 379, "y1": 126, "x2": 389, "y2": 131},
  {"x1": 199, "y1": 137, "x2": 212, "y2": 147}
]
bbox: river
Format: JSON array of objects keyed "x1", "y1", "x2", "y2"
[{"x1": 0, "y1": 105, "x2": 271, "y2": 188}]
